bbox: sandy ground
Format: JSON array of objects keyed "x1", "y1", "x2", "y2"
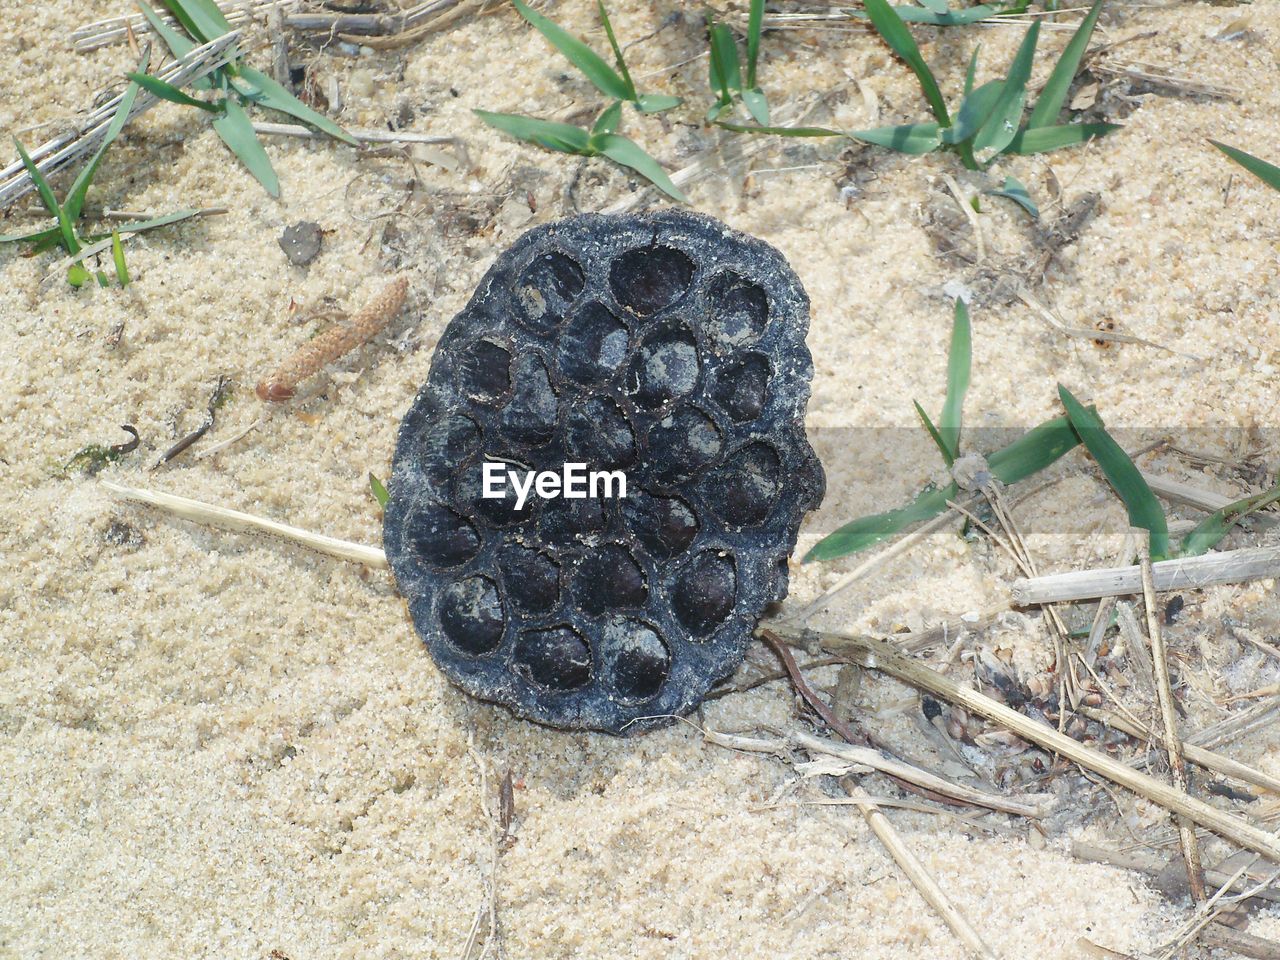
[{"x1": 3, "y1": 0, "x2": 1280, "y2": 956}]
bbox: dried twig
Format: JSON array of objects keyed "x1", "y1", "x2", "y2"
[
  {"x1": 252, "y1": 122, "x2": 457, "y2": 146},
  {"x1": 790, "y1": 627, "x2": 1280, "y2": 862},
  {"x1": 842, "y1": 779, "x2": 1001, "y2": 960},
  {"x1": 1079, "y1": 706, "x2": 1280, "y2": 797},
  {"x1": 257, "y1": 275, "x2": 409, "y2": 402},
  {"x1": 1140, "y1": 542, "x2": 1205, "y2": 901},
  {"x1": 100, "y1": 480, "x2": 387, "y2": 567},
  {"x1": 1012, "y1": 546, "x2": 1280, "y2": 605}
]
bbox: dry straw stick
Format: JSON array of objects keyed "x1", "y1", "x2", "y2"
[
  {"x1": 844, "y1": 782, "x2": 1000, "y2": 960},
  {"x1": 1139, "y1": 543, "x2": 1206, "y2": 901},
  {"x1": 100, "y1": 480, "x2": 387, "y2": 568},
  {"x1": 1078, "y1": 706, "x2": 1280, "y2": 797},
  {"x1": 1011, "y1": 545, "x2": 1280, "y2": 605},
  {"x1": 788, "y1": 628, "x2": 1280, "y2": 863}
]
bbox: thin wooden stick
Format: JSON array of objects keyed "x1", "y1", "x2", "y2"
[
  {"x1": 251, "y1": 122, "x2": 456, "y2": 145},
  {"x1": 790, "y1": 627, "x2": 1280, "y2": 863},
  {"x1": 791, "y1": 731, "x2": 1048, "y2": 818},
  {"x1": 1079, "y1": 706, "x2": 1280, "y2": 796},
  {"x1": 843, "y1": 781, "x2": 1001, "y2": 960},
  {"x1": 1011, "y1": 546, "x2": 1280, "y2": 605},
  {"x1": 1071, "y1": 840, "x2": 1280, "y2": 904},
  {"x1": 100, "y1": 480, "x2": 387, "y2": 568},
  {"x1": 1140, "y1": 542, "x2": 1206, "y2": 900}
]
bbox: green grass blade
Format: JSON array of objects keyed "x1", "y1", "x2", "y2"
[
  {"x1": 235, "y1": 65, "x2": 357, "y2": 144},
  {"x1": 1058, "y1": 384, "x2": 1169, "y2": 559},
  {"x1": 475, "y1": 110, "x2": 593, "y2": 154},
  {"x1": 805, "y1": 483, "x2": 957, "y2": 561},
  {"x1": 126, "y1": 71, "x2": 218, "y2": 112},
  {"x1": 943, "y1": 78, "x2": 1003, "y2": 145},
  {"x1": 212, "y1": 98, "x2": 280, "y2": 197},
  {"x1": 593, "y1": 133, "x2": 687, "y2": 202},
  {"x1": 512, "y1": 0, "x2": 630, "y2": 101},
  {"x1": 914, "y1": 400, "x2": 954, "y2": 467},
  {"x1": 111, "y1": 230, "x2": 130, "y2": 286},
  {"x1": 709, "y1": 23, "x2": 743, "y2": 95},
  {"x1": 863, "y1": 0, "x2": 950, "y2": 126},
  {"x1": 848, "y1": 122, "x2": 942, "y2": 154},
  {"x1": 916, "y1": 0, "x2": 951, "y2": 14},
  {"x1": 158, "y1": 0, "x2": 231, "y2": 43},
  {"x1": 0, "y1": 224, "x2": 60, "y2": 244},
  {"x1": 716, "y1": 121, "x2": 842, "y2": 137},
  {"x1": 986, "y1": 175, "x2": 1038, "y2": 217},
  {"x1": 1027, "y1": 0, "x2": 1105, "y2": 129},
  {"x1": 369, "y1": 473, "x2": 390, "y2": 508},
  {"x1": 940, "y1": 298, "x2": 972, "y2": 461},
  {"x1": 987, "y1": 412, "x2": 1083, "y2": 484},
  {"x1": 964, "y1": 44, "x2": 980, "y2": 96},
  {"x1": 807, "y1": 409, "x2": 1086, "y2": 563},
  {"x1": 973, "y1": 21, "x2": 1039, "y2": 156},
  {"x1": 136, "y1": 0, "x2": 196, "y2": 56},
  {"x1": 67, "y1": 57, "x2": 151, "y2": 223},
  {"x1": 1179, "y1": 482, "x2": 1280, "y2": 558},
  {"x1": 1210, "y1": 140, "x2": 1280, "y2": 193},
  {"x1": 597, "y1": 1, "x2": 636, "y2": 99},
  {"x1": 746, "y1": 0, "x2": 765, "y2": 88},
  {"x1": 742, "y1": 89, "x2": 769, "y2": 125},
  {"x1": 635, "y1": 94, "x2": 682, "y2": 113},
  {"x1": 13, "y1": 139, "x2": 77, "y2": 253},
  {"x1": 591, "y1": 100, "x2": 622, "y2": 135},
  {"x1": 1005, "y1": 122, "x2": 1119, "y2": 154},
  {"x1": 107, "y1": 209, "x2": 204, "y2": 233}
]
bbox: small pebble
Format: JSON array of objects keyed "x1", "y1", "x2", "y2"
[{"x1": 278, "y1": 221, "x2": 323, "y2": 266}]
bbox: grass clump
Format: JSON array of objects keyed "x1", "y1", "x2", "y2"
[
  {"x1": 707, "y1": 0, "x2": 769, "y2": 125},
  {"x1": 848, "y1": 0, "x2": 1117, "y2": 169},
  {"x1": 0, "y1": 56, "x2": 202, "y2": 287},
  {"x1": 806, "y1": 299, "x2": 1087, "y2": 561},
  {"x1": 131, "y1": 0, "x2": 355, "y2": 197},
  {"x1": 476, "y1": 0, "x2": 685, "y2": 201}
]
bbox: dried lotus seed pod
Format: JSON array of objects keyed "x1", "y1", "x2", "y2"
[{"x1": 383, "y1": 209, "x2": 823, "y2": 735}]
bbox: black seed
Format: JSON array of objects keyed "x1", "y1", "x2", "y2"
[
  {"x1": 610, "y1": 245, "x2": 694, "y2": 315},
  {"x1": 404, "y1": 503, "x2": 480, "y2": 568},
  {"x1": 707, "y1": 442, "x2": 781, "y2": 527},
  {"x1": 627, "y1": 322, "x2": 700, "y2": 408},
  {"x1": 500, "y1": 543, "x2": 560, "y2": 614},
  {"x1": 514, "y1": 626, "x2": 592, "y2": 690},
  {"x1": 438, "y1": 576, "x2": 505, "y2": 655},
  {"x1": 457, "y1": 340, "x2": 512, "y2": 401},
  {"x1": 559, "y1": 301, "x2": 630, "y2": 385},
  {"x1": 671, "y1": 552, "x2": 736, "y2": 633},
  {"x1": 384, "y1": 210, "x2": 823, "y2": 734},
  {"x1": 575, "y1": 544, "x2": 648, "y2": 616},
  {"x1": 647, "y1": 407, "x2": 722, "y2": 482},
  {"x1": 515, "y1": 251, "x2": 585, "y2": 332},
  {"x1": 706, "y1": 272, "x2": 768, "y2": 345},
  {"x1": 601, "y1": 618, "x2": 670, "y2": 703},
  {"x1": 564, "y1": 396, "x2": 635, "y2": 469},
  {"x1": 622, "y1": 491, "x2": 698, "y2": 559},
  {"x1": 712, "y1": 353, "x2": 770, "y2": 422}
]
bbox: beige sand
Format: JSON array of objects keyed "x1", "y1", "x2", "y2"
[{"x1": 3, "y1": 0, "x2": 1280, "y2": 956}]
